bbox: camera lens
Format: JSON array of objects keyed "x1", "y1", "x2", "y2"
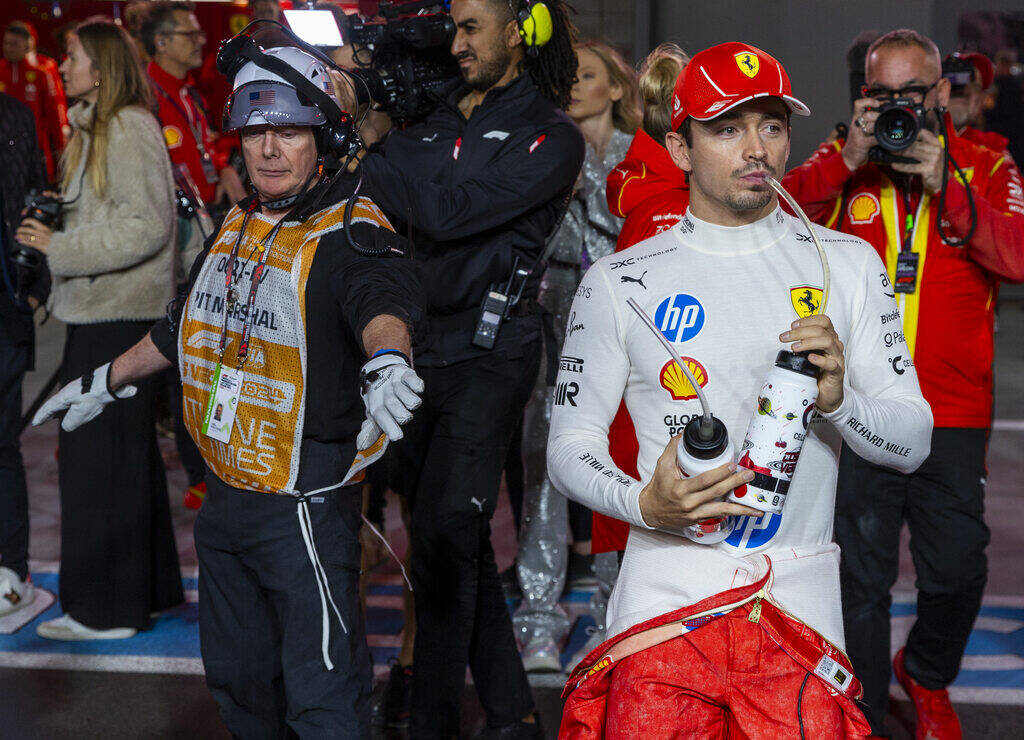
[{"x1": 874, "y1": 105, "x2": 920, "y2": 151}]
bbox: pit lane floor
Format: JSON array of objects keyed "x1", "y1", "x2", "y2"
[{"x1": 4, "y1": 286, "x2": 1023, "y2": 738}]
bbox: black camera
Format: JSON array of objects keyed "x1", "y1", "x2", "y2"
[
  {"x1": 873, "y1": 98, "x2": 927, "y2": 152},
  {"x1": 942, "y1": 55, "x2": 975, "y2": 93},
  {"x1": 9, "y1": 190, "x2": 62, "y2": 302},
  {"x1": 10, "y1": 190, "x2": 63, "y2": 271},
  {"x1": 342, "y1": 1, "x2": 458, "y2": 122}
]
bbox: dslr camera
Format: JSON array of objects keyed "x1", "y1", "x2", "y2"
[
  {"x1": 872, "y1": 98, "x2": 927, "y2": 153},
  {"x1": 9, "y1": 190, "x2": 62, "y2": 301}
]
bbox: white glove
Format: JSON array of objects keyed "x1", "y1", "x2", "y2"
[
  {"x1": 32, "y1": 362, "x2": 137, "y2": 432},
  {"x1": 357, "y1": 352, "x2": 424, "y2": 449}
]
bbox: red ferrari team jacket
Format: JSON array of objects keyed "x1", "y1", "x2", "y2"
[
  {"x1": 148, "y1": 61, "x2": 234, "y2": 205},
  {"x1": 0, "y1": 57, "x2": 68, "y2": 182},
  {"x1": 785, "y1": 124, "x2": 1024, "y2": 429}
]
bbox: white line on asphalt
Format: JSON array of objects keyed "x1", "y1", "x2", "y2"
[
  {"x1": 992, "y1": 419, "x2": 1024, "y2": 431},
  {"x1": 0, "y1": 653, "x2": 204, "y2": 674}
]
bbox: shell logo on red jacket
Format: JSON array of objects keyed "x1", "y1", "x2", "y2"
[
  {"x1": 163, "y1": 125, "x2": 184, "y2": 149},
  {"x1": 847, "y1": 192, "x2": 880, "y2": 224}
]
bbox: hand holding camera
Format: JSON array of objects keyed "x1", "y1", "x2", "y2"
[
  {"x1": 889, "y1": 128, "x2": 947, "y2": 193},
  {"x1": 842, "y1": 96, "x2": 881, "y2": 172},
  {"x1": 14, "y1": 190, "x2": 62, "y2": 256}
]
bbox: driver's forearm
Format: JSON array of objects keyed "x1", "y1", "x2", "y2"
[{"x1": 109, "y1": 333, "x2": 173, "y2": 390}]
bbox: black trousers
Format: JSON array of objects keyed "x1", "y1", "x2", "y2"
[
  {"x1": 168, "y1": 366, "x2": 206, "y2": 487},
  {"x1": 57, "y1": 321, "x2": 183, "y2": 630},
  {"x1": 0, "y1": 306, "x2": 30, "y2": 580},
  {"x1": 196, "y1": 472, "x2": 371, "y2": 739},
  {"x1": 835, "y1": 428, "x2": 990, "y2": 736},
  {"x1": 391, "y1": 338, "x2": 541, "y2": 738}
]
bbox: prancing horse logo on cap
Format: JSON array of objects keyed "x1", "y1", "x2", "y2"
[{"x1": 735, "y1": 51, "x2": 759, "y2": 78}]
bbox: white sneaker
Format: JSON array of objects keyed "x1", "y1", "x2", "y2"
[
  {"x1": 0, "y1": 566, "x2": 33, "y2": 617},
  {"x1": 36, "y1": 614, "x2": 137, "y2": 640},
  {"x1": 521, "y1": 636, "x2": 563, "y2": 673}
]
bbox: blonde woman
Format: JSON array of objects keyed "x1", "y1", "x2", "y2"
[
  {"x1": 514, "y1": 40, "x2": 640, "y2": 673},
  {"x1": 15, "y1": 20, "x2": 182, "y2": 640}
]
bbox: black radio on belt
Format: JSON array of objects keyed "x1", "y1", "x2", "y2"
[{"x1": 472, "y1": 256, "x2": 529, "y2": 350}]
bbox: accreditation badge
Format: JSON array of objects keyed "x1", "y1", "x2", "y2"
[
  {"x1": 201, "y1": 362, "x2": 244, "y2": 443},
  {"x1": 894, "y1": 251, "x2": 919, "y2": 294}
]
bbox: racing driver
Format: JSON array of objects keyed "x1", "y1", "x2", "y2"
[{"x1": 548, "y1": 42, "x2": 933, "y2": 737}]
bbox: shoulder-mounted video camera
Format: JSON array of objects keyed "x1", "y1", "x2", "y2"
[{"x1": 339, "y1": 0, "x2": 459, "y2": 122}]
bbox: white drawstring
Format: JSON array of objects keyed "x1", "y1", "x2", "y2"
[
  {"x1": 295, "y1": 480, "x2": 348, "y2": 671},
  {"x1": 360, "y1": 514, "x2": 413, "y2": 592}
]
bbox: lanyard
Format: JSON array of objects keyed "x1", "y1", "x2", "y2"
[
  {"x1": 217, "y1": 205, "x2": 282, "y2": 368},
  {"x1": 151, "y1": 78, "x2": 213, "y2": 163},
  {"x1": 892, "y1": 184, "x2": 928, "y2": 254}
]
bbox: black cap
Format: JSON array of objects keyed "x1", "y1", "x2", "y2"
[
  {"x1": 775, "y1": 350, "x2": 819, "y2": 378},
  {"x1": 682, "y1": 415, "x2": 729, "y2": 460}
]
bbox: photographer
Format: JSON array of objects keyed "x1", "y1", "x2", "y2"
[
  {"x1": 336, "y1": 0, "x2": 584, "y2": 735},
  {"x1": 944, "y1": 51, "x2": 1013, "y2": 160},
  {"x1": 0, "y1": 91, "x2": 46, "y2": 616},
  {"x1": 785, "y1": 29, "x2": 1024, "y2": 738},
  {"x1": 34, "y1": 31, "x2": 424, "y2": 735},
  {"x1": 14, "y1": 20, "x2": 184, "y2": 640}
]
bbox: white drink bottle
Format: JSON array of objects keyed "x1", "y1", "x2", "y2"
[
  {"x1": 674, "y1": 415, "x2": 735, "y2": 543},
  {"x1": 727, "y1": 351, "x2": 819, "y2": 514},
  {"x1": 628, "y1": 298, "x2": 735, "y2": 544}
]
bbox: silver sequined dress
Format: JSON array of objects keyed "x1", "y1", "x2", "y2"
[{"x1": 514, "y1": 129, "x2": 632, "y2": 669}]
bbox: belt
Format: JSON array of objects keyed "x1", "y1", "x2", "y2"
[{"x1": 564, "y1": 560, "x2": 862, "y2": 703}]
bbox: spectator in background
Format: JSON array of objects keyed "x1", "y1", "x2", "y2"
[
  {"x1": 195, "y1": 0, "x2": 284, "y2": 134},
  {"x1": 513, "y1": 39, "x2": 639, "y2": 675},
  {"x1": 14, "y1": 19, "x2": 183, "y2": 640},
  {"x1": 988, "y1": 50, "x2": 1024, "y2": 166},
  {"x1": 1, "y1": 21, "x2": 69, "y2": 182},
  {"x1": 24, "y1": 22, "x2": 71, "y2": 144},
  {"x1": 141, "y1": 2, "x2": 245, "y2": 507},
  {"x1": 0, "y1": 92, "x2": 47, "y2": 618},
  {"x1": 140, "y1": 2, "x2": 246, "y2": 219},
  {"x1": 946, "y1": 51, "x2": 1014, "y2": 161},
  {"x1": 593, "y1": 43, "x2": 690, "y2": 574}
]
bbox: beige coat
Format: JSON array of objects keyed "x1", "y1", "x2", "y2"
[{"x1": 47, "y1": 102, "x2": 176, "y2": 324}]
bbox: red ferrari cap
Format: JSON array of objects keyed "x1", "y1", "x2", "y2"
[
  {"x1": 670, "y1": 42, "x2": 810, "y2": 131},
  {"x1": 950, "y1": 51, "x2": 994, "y2": 90}
]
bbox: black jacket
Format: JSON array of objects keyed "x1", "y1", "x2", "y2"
[
  {"x1": 150, "y1": 172, "x2": 423, "y2": 452},
  {"x1": 0, "y1": 92, "x2": 47, "y2": 349},
  {"x1": 359, "y1": 74, "x2": 585, "y2": 366}
]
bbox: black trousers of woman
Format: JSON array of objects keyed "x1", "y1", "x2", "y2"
[{"x1": 57, "y1": 321, "x2": 183, "y2": 630}]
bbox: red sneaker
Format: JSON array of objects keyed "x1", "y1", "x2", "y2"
[
  {"x1": 183, "y1": 481, "x2": 207, "y2": 510},
  {"x1": 893, "y1": 648, "x2": 963, "y2": 740}
]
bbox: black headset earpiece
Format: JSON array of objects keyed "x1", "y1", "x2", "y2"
[{"x1": 510, "y1": 0, "x2": 553, "y2": 53}]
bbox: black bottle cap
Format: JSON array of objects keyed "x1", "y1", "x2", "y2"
[
  {"x1": 775, "y1": 350, "x2": 820, "y2": 378},
  {"x1": 682, "y1": 415, "x2": 729, "y2": 460}
]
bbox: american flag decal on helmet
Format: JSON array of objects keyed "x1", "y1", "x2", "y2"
[{"x1": 249, "y1": 89, "x2": 276, "y2": 105}]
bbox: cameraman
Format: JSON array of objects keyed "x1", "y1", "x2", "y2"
[
  {"x1": 785, "y1": 29, "x2": 1024, "y2": 738},
  {"x1": 337, "y1": 0, "x2": 584, "y2": 735},
  {"x1": 0, "y1": 91, "x2": 46, "y2": 615}
]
